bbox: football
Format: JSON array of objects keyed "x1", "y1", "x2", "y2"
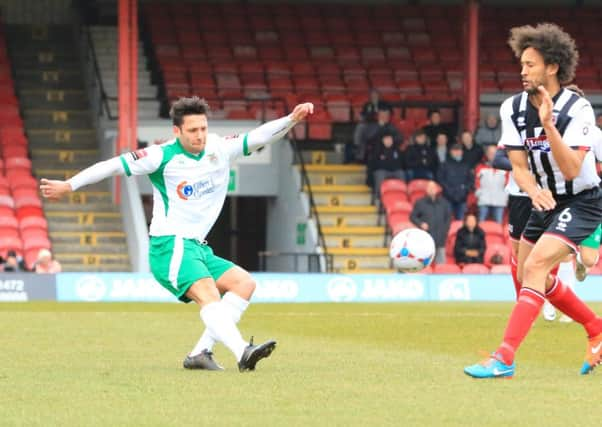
[{"x1": 389, "y1": 228, "x2": 436, "y2": 272}]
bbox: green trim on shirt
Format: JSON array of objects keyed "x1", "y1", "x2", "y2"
[
  {"x1": 243, "y1": 133, "x2": 250, "y2": 156},
  {"x1": 120, "y1": 155, "x2": 131, "y2": 176},
  {"x1": 176, "y1": 138, "x2": 205, "y2": 160},
  {"x1": 149, "y1": 143, "x2": 179, "y2": 216}
]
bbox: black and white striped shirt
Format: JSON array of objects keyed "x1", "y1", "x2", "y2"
[{"x1": 500, "y1": 88, "x2": 600, "y2": 197}]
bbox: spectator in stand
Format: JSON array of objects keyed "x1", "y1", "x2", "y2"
[
  {"x1": 33, "y1": 249, "x2": 62, "y2": 273},
  {"x1": 459, "y1": 130, "x2": 483, "y2": 170},
  {"x1": 423, "y1": 109, "x2": 454, "y2": 146},
  {"x1": 474, "y1": 113, "x2": 501, "y2": 147},
  {"x1": 437, "y1": 143, "x2": 473, "y2": 220},
  {"x1": 360, "y1": 89, "x2": 385, "y2": 122},
  {"x1": 405, "y1": 130, "x2": 437, "y2": 181},
  {"x1": 352, "y1": 103, "x2": 402, "y2": 164},
  {"x1": 369, "y1": 131, "x2": 406, "y2": 199},
  {"x1": 475, "y1": 145, "x2": 508, "y2": 223},
  {"x1": 434, "y1": 132, "x2": 449, "y2": 165},
  {"x1": 410, "y1": 180, "x2": 452, "y2": 265},
  {"x1": 454, "y1": 213, "x2": 486, "y2": 265},
  {"x1": 3, "y1": 250, "x2": 25, "y2": 272}
]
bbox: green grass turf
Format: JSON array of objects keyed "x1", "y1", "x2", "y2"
[{"x1": 1, "y1": 302, "x2": 600, "y2": 427}]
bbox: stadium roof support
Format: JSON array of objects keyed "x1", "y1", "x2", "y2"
[
  {"x1": 118, "y1": 0, "x2": 138, "y2": 154},
  {"x1": 464, "y1": 0, "x2": 480, "y2": 132}
]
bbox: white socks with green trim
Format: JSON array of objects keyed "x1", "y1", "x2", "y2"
[{"x1": 190, "y1": 292, "x2": 249, "y2": 357}]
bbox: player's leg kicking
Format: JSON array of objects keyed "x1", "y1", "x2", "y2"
[
  {"x1": 184, "y1": 266, "x2": 257, "y2": 371},
  {"x1": 185, "y1": 278, "x2": 276, "y2": 372},
  {"x1": 465, "y1": 193, "x2": 602, "y2": 378}
]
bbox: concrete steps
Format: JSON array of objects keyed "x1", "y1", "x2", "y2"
[
  {"x1": 298, "y1": 149, "x2": 390, "y2": 273},
  {"x1": 8, "y1": 24, "x2": 131, "y2": 272}
]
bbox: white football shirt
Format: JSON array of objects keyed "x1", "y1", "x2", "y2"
[{"x1": 119, "y1": 133, "x2": 247, "y2": 239}]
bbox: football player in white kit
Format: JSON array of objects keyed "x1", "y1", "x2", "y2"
[{"x1": 40, "y1": 97, "x2": 314, "y2": 372}]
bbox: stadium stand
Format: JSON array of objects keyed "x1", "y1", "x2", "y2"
[
  {"x1": 0, "y1": 20, "x2": 53, "y2": 270},
  {"x1": 136, "y1": 2, "x2": 602, "y2": 274},
  {"x1": 7, "y1": 24, "x2": 131, "y2": 271},
  {"x1": 89, "y1": 26, "x2": 161, "y2": 119}
]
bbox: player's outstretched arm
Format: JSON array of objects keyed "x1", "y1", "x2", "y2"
[
  {"x1": 244, "y1": 103, "x2": 314, "y2": 153},
  {"x1": 40, "y1": 156, "x2": 124, "y2": 201}
]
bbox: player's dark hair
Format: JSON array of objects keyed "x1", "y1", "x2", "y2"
[
  {"x1": 170, "y1": 96, "x2": 210, "y2": 127},
  {"x1": 508, "y1": 23, "x2": 579, "y2": 84}
]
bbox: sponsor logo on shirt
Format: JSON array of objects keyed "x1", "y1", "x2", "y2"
[
  {"x1": 524, "y1": 134, "x2": 550, "y2": 152},
  {"x1": 176, "y1": 178, "x2": 214, "y2": 200},
  {"x1": 208, "y1": 153, "x2": 218, "y2": 164},
  {"x1": 129, "y1": 149, "x2": 148, "y2": 161},
  {"x1": 224, "y1": 134, "x2": 239, "y2": 140}
]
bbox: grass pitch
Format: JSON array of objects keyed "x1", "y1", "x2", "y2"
[{"x1": 1, "y1": 302, "x2": 601, "y2": 427}]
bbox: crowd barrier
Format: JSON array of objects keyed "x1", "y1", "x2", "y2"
[{"x1": 2, "y1": 273, "x2": 602, "y2": 303}]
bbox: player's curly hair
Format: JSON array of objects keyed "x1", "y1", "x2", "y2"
[
  {"x1": 170, "y1": 96, "x2": 210, "y2": 127},
  {"x1": 508, "y1": 23, "x2": 579, "y2": 84}
]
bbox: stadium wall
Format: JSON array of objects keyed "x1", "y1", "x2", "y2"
[
  {"x1": 3, "y1": 273, "x2": 602, "y2": 303},
  {"x1": 265, "y1": 140, "x2": 321, "y2": 271}
]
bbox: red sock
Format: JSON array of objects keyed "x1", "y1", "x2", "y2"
[
  {"x1": 497, "y1": 287, "x2": 545, "y2": 365},
  {"x1": 510, "y1": 255, "x2": 521, "y2": 300},
  {"x1": 546, "y1": 276, "x2": 602, "y2": 338}
]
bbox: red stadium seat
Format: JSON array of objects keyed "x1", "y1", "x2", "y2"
[
  {"x1": 448, "y1": 220, "x2": 463, "y2": 237},
  {"x1": 389, "y1": 219, "x2": 415, "y2": 235},
  {"x1": 385, "y1": 199, "x2": 413, "y2": 216},
  {"x1": 0, "y1": 235, "x2": 23, "y2": 257},
  {"x1": 484, "y1": 243, "x2": 511, "y2": 267},
  {"x1": 380, "y1": 179, "x2": 408, "y2": 198},
  {"x1": 407, "y1": 179, "x2": 431, "y2": 198},
  {"x1": 4, "y1": 156, "x2": 31, "y2": 173},
  {"x1": 480, "y1": 220, "x2": 505, "y2": 239},
  {"x1": 9, "y1": 175, "x2": 38, "y2": 191},
  {"x1": 462, "y1": 263, "x2": 490, "y2": 274},
  {"x1": 0, "y1": 214, "x2": 18, "y2": 229},
  {"x1": 490, "y1": 264, "x2": 512, "y2": 274},
  {"x1": 18, "y1": 215, "x2": 48, "y2": 232},
  {"x1": 325, "y1": 95, "x2": 352, "y2": 123},
  {"x1": 433, "y1": 263, "x2": 461, "y2": 274},
  {"x1": 0, "y1": 194, "x2": 14, "y2": 209}
]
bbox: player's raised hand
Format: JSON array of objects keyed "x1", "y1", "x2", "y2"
[
  {"x1": 290, "y1": 103, "x2": 314, "y2": 122},
  {"x1": 530, "y1": 188, "x2": 556, "y2": 211},
  {"x1": 40, "y1": 178, "x2": 72, "y2": 201},
  {"x1": 537, "y1": 85, "x2": 554, "y2": 126}
]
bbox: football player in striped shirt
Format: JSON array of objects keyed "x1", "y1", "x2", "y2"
[{"x1": 465, "y1": 23, "x2": 602, "y2": 379}]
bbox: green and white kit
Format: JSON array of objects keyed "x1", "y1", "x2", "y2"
[{"x1": 67, "y1": 115, "x2": 296, "y2": 301}]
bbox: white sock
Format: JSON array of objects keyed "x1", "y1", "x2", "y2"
[
  {"x1": 223, "y1": 291, "x2": 250, "y2": 323},
  {"x1": 200, "y1": 301, "x2": 248, "y2": 361},
  {"x1": 558, "y1": 260, "x2": 575, "y2": 290},
  {"x1": 190, "y1": 292, "x2": 250, "y2": 356}
]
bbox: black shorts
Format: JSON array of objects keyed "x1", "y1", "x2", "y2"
[
  {"x1": 522, "y1": 187, "x2": 602, "y2": 251},
  {"x1": 508, "y1": 195, "x2": 532, "y2": 241}
]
